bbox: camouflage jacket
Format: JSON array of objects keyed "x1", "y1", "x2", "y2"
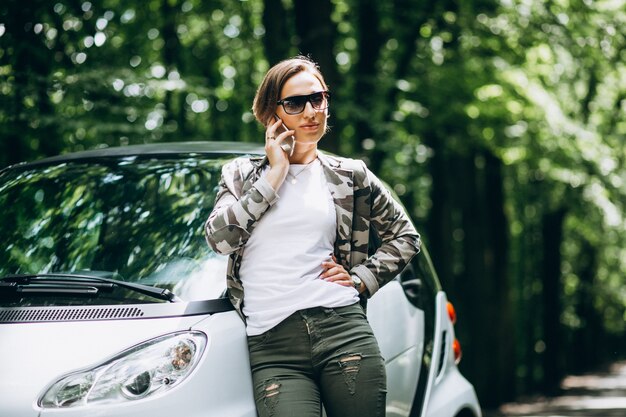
[{"x1": 204, "y1": 151, "x2": 421, "y2": 319}]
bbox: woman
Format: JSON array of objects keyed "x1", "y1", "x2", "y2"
[{"x1": 205, "y1": 56, "x2": 420, "y2": 417}]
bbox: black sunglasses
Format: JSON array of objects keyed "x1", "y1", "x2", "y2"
[{"x1": 276, "y1": 91, "x2": 331, "y2": 115}]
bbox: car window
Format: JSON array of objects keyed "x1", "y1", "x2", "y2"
[
  {"x1": 411, "y1": 246, "x2": 441, "y2": 327},
  {"x1": 0, "y1": 156, "x2": 230, "y2": 306}
]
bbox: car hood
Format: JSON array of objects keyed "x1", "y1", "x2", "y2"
[{"x1": 0, "y1": 314, "x2": 209, "y2": 417}]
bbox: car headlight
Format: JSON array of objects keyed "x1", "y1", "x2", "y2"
[{"x1": 39, "y1": 331, "x2": 207, "y2": 408}]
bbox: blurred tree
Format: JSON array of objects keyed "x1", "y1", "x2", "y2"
[
  {"x1": 0, "y1": 0, "x2": 62, "y2": 167},
  {"x1": 292, "y1": 0, "x2": 339, "y2": 153},
  {"x1": 261, "y1": 0, "x2": 291, "y2": 65}
]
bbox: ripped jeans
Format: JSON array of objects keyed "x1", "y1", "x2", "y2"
[{"x1": 246, "y1": 303, "x2": 387, "y2": 417}]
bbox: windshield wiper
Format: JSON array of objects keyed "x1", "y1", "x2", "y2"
[
  {"x1": 0, "y1": 273, "x2": 181, "y2": 302},
  {"x1": 0, "y1": 281, "x2": 101, "y2": 295}
]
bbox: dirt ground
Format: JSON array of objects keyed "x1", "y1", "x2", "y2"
[{"x1": 483, "y1": 361, "x2": 626, "y2": 417}]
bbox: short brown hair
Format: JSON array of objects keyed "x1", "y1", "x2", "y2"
[{"x1": 252, "y1": 56, "x2": 328, "y2": 126}]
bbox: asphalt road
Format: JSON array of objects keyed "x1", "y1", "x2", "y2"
[{"x1": 484, "y1": 361, "x2": 626, "y2": 417}]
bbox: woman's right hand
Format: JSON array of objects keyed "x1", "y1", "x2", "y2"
[
  {"x1": 265, "y1": 118, "x2": 294, "y2": 166},
  {"x1": 264, "y1": 118, "x2": 294, "y2": 190}
]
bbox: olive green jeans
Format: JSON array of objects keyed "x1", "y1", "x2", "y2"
[{"x1": 246, "y1": 303, "x2": 387, "y2": 417}]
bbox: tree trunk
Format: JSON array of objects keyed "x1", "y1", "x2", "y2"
[
  {"x1": 262, "y1": 0, "x2": 292, "y2": 65},
  {"x1": 449, "y1": 150, "x2": 514, "y2": 408},
  {"x1": 424, "y1": 132, "x2": 455, "y2": 293},
  {"x1": 160, "y1": 0, "x2": 186, "y2": 140},
  {"x1": 571, "y1": 238, "x2": 603, "y2": 373},
  {"x1": 485, "y1": 151, "x2": 516, "y2": 403},
  {"x1": 541, "y1": 207, "x2": 567, "y2": 394},
  {"x1": 293, "y1": 0, "x2": 339, "y2": 154},
  {"x1": 0, "y1": 1, "x2": 59, "y2": 166},
  {"x1": 352, "y1": 0, "x2": 381, "y2": 156},
  {"x1": 458, "y1": 152, "x2": 494, "y2": 406}
]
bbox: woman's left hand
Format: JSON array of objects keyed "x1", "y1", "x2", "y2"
[{"x1": 321, "y1": 255, "x2": 355, "y2": 289}]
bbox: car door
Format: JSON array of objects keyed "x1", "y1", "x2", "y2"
[{"x1": 365, "y1": 222, "x2": 435, "y2": 417}]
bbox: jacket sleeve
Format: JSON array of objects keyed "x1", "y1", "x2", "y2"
[
  {"x1": 205, "y1": 160, "x2": 278, "y2": 255},
  {"x1": 350, "y1": 167, "x2": 421, "y2": 297}
]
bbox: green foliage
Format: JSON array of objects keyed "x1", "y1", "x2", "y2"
[{"x1": 0, "y1": 0, "x2": 270, "y2": 160}]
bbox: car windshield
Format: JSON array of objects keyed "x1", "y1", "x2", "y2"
[{"x1": 0, "y1": 155, "x2": 232, "y2": 307}]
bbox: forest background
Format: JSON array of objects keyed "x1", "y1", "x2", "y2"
[{"x1": 1, "y1": 0, "x2": 624, "y2": 410}]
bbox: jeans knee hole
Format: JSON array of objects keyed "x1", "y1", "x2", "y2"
[
  {"x1": 339, "y1": 353, "x2": 362, "y2": 395},
  {"x1": 261, "y1": 379, "x2": 281, "y2": 416}
]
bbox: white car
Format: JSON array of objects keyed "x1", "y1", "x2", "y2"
[{"x1": 0, "y1": 142, "x2": 481, "y2": 417}]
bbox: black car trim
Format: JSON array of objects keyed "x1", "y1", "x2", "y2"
[{"x1": 0, "y1": 298, "x2": 235, "y2": 324}]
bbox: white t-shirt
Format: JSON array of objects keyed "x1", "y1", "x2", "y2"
[{"x1": 239, "y1": 159, "x2": 359, "y2": 336}]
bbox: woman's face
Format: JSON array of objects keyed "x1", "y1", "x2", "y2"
[{"x1": 276, "y1": 70, "x2": 328, "y2": 150}]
